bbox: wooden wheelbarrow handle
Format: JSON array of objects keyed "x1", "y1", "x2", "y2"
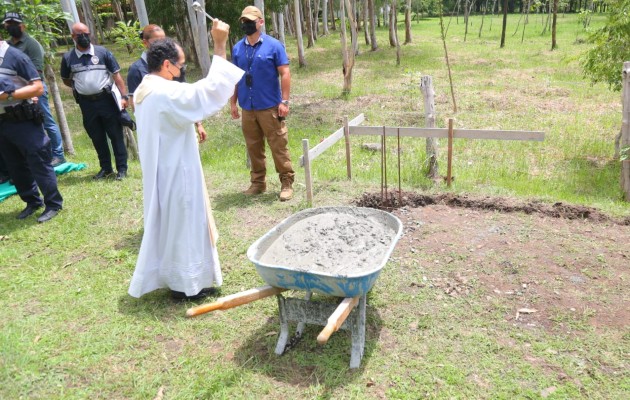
[
  {"x1": 186, "y1": 285, "x2": 287, "y2": 317},
  {"x1": 317, "y1": 296, "x2": 360, "y2": 345}
]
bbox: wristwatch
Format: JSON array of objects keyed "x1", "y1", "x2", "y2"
[
  {"x1": 281, "y1": 100, "x2": 289, "y2": 106},
  {"x1": 121, "y1": 94, "x2": 129, "y2": 101},
  {"x1": 6, "y1": 91, "x2": 14, "y2": 101}
]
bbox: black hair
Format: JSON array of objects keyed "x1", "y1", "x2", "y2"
[{"x1": 146, "y1": 37, "x2": 180, "y2": 73}]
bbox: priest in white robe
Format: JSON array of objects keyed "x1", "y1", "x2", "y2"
[{"x1": 128, "y1": 20, "x2": 244, "y2": 300}]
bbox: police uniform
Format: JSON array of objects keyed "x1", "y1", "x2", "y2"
[
  {"x1": 0, "y1": 42, "x2": 63, "y2": 218},
  {"x1": 60, "y1": 43, "x2": 127, "y2": 175}
]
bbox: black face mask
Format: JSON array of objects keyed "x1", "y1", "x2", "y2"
[
  {"x1": 241, "y1": 20, "x2": 257, "y2": 36},
  {"x1": 76, "y1": 33, "x2": 91, "y2": 48},
  {"x1": 6, "y1": 25, "x2": 22, "y2": 39}
]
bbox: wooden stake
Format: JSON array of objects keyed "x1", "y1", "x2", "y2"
[
  {"x1": 447, "y1": 118, "x2": 454, "y2": 187},
  {"x1": 344, "y1": 116, "x2": 352, "y2": 180},
  {"x1": 302, "y1": 139, "x2": 313, "y2": 205}
]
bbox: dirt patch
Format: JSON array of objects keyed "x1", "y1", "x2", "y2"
[{"x1": 356, "y1": 192, "x2": 630, "y2": 331}]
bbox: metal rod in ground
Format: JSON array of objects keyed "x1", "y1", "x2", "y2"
[
  {"x1": 383, "y1": 126, "x2": 388, "y2": 206},
  {"x1": 447, "y1": 118, "x2": 454, "y2": 187},
  {"x1": 397, "y1": 127, "x2": 401, "y2": 205}
]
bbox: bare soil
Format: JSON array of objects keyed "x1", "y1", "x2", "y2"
[{"x1": 356, "y1": 193, "x2": 630, "y2": 331}]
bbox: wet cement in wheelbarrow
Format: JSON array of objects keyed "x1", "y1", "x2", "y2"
[{"x1": 258, "y1": 208, "x2": 397, "y2": 275}]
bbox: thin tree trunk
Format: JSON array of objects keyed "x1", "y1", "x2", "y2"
[
  {"x1": 304, "y1": 0, "x2": 315, "y2": 47},
  {"x1": 551, "y1": 0, "x2": 558, "y2": 50},
  {"x1": 420, "y1": 76, "x2": 438, "y2": 178},
  {"x1": 294, "y1": 0, "x2": 307, "y2": 67},
  {"x1": 404, "y1": 0, "x2": 412, "y2": 43},
  {"x1": 521, "y1": 0, "x2": 532, "y2": 43},
  {"x1": 341, "y1": 0, "x2": 355, "y2": 95},
  {"x1": 621, "y1": 62, "x2": 630, "y2": 200},
  {"x1": 364, "y1": 0, "x2": 370, "y2": 45},
  {"x1": 391, "y1": 0, "x2": 401, "y2": 65},
  {"x1": 323, "y1": 0, "x2": 330, "y2": 35},
  {"x1": 278, "y1": 12, "x2": 286, "y2": 45},
  {"x1": 389, "y1": 1, "x2": 396, "y2": 47},
  {"x1": 369, "y1": 0, "x2": 378, "y2": 50},
  {"x1": 500, "y1": 0, "x2": 508, "y2": 48},
  {"x1": 330, "y1": 0, "x2": 336, "y2": 30},
  {"x1": 111, "y1": 0, "x2": 125, "y2": 22},
  {"x1": 314, "y1": 0, "x2": 321, "y2": 38},
  {"x1": 80, "y1": 0, "x2": 98, "y2": 44}
]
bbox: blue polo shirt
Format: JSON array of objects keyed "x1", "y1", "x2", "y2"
[
  {"x1": 232, "y1": 33, "x2": 289, "y2": 111},
  {"x1": 60, "y1": 44, "x2": 120, "y2": 96}
]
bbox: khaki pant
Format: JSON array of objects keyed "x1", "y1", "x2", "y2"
[{"x1": 242, "y1": 107, "x2": 295, "y2": 186}]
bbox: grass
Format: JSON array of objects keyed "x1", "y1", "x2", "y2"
[{"x1": 0, "y1": 12, "x2": 629, "y2": 399}]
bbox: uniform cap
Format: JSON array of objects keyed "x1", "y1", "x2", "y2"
[
  {"x1": 3, "y1": 12, "x2": 23, "y2": 24},
  {"x1": 240, "y1": 6, "x2": 262, "y2": 21}
]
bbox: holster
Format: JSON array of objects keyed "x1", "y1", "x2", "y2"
[{"x1": 3, "y1": 101, "x2": 44, "y2": 125}]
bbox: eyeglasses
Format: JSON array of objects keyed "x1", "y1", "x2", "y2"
[{"x1": 173, "y1": 62, "x2": 187, "y2": 73}]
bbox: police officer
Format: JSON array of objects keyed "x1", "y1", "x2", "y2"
[
  {"x1": 3, "y1": 11, "x2": 66, "y2": 167},
  {"x1": 0, "y1": 37, "x2": 63, "y2": 222},
  {"x1": 60, "y1": 22, "x2": 129, "y2": 180}
]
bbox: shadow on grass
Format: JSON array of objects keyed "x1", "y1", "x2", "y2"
[
  {"x1": 212, "y1": 190, "x2": 279, "y2": 212},
  {"x1": 116, "y1": 289, "x2": 223, "y2": 321},
  {"x1": 231, "y1": 293, "x2": 384, "y2": 396}
]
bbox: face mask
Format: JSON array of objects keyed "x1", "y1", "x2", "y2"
[
  {"x1": 241, "y1": 20, "x2": 257, "y2": 36},
  {"x1": 6, "y1": 25, "x2": 22, "y2": 39},
  {"x1": 76, "y1": 33, "x2": 90, "y2": 48}
]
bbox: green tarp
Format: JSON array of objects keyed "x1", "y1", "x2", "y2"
[{"x1": 0, "y1": 162, "x2": 86, "y2": 203}]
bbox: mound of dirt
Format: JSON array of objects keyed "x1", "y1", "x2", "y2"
[{"x1": 355, "y1": 192, "x2": 630, "y2": 225}]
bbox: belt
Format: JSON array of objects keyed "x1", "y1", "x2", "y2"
[{"x1": 78, "y1": 90, "x2": 110, "y2": 101}]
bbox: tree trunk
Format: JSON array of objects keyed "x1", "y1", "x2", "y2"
[
  {"x1": 44, "y1": 64, "x2": 74, "y2": 156},
  {"x1": 420, "y1": 76, "x2": 438, "y2": 179},
  {"x1": 404, "y1": 0, "x2": 412, "y2": 44},
  {"x1": 294, "y1": 0, "x2": 307, "y2": 67},
  {"x1": 80, "y1": 0, "x2": 98, "y2": 44},
  {"x1": 186, "y1": 0, "x2": 211, "y2": 76},
  {"x1": 551, "y1": 0, "x2": 558, "y2": 50},
  {"x1": 314, "y1": 0, "x2": 321, "y2": 38},
  {"x1": 330, "y1": 0, "x2": 336, "y2": 30},
  {"x1": 368, "y1": 0, "x2": 378, "y2": 50},
  {"x1": 323, "y1": 0, "x2": 330, "y2": 35},
  {"x1": 621, "y1": 62, "x2": 630, "y2": 200},
  {"x1": 278, "y1": 12, "x2": 286, "y2": 45},
  {"x1": 341, "y1": 0, "x2": 355, "y2": 95},
  {"x1": 392, "y1": 1, "x2": 401, "y2": 65},
  {"x1": 500, "y1": 0, "x2": 508, "y2": 48},
  {"x1": 304, "y1": 0, "x2": 315, "y2": 48},
  {"x1": 364, "y1": 0, "x2": 370, "y2": 45},
  {"x1": 389, "y1": 1, "x2": 396, "y2": 47},
  {"x1": 111, "y1": 0, "x2": 125, "y2": 22},
  {"x1": 347, "y1": 0, "x2": 359, "y2": 56}
]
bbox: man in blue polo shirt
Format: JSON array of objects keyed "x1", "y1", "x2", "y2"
[
  {"x1": 230, "y1": 5, "x2": 295, "y2": 201},
  {"x1": 60, "y1": 22, "x2": 129, "y2": 180}
]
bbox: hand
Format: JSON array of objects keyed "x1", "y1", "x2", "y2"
[
  {"x1": 121, "y1": 98, "x2": 128, "y2": 109},
  {"x1": 278, "y1": 102, "x2": 289, "y2": 118},
  {"x1": 230, "y1": 103, "x2": 240, "y2": 120},
  {"x1": 210, "y1": 19, "x2": 229, "y2": 47},
  {"x1": 31, "y1": 97, "x2": 39, "y2": 105},
  {"x1": 196, "y1": 123, "x2": 207, "y2": 143}
]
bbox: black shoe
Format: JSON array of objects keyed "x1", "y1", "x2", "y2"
[
  {"x1": 0, "y1": 175, "x2": 9, "y2": 184},
  {"x1": 93, "y1": 169, "x2": 114, "y2": 180},
  {"x1": 115, "y1": 170, "x2": 127, "y2": 181},
  {"x1": 17, "y1": 204, "x2": 43, "y2": 220},
  {"x1": 37, "y1": 209, "x2": 60, "y2": 223},
  {"x1": 51, "y1": 157, "x2": 66, "y2": 167},
  {"x1": 171, "y1": 287, "x2": 219, "y2": 301}
]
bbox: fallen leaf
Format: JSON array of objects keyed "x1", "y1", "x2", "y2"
[
  {"x1": 33, "y1": 335, "x2": 41, "y2": 343},
  {"x1": 518, "y1": 308, "x2": 537, "y2": 314},
  {"x1": 265, "y1": 331, "x2": 278, "y2": 337}
]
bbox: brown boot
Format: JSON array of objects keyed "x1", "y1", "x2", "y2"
[
  {"x1": 243, "y1": 183, "x2": 266, "y2": 195},
  {"x1": 279, "y1": 181, "x2": 293, "y2": 201}
]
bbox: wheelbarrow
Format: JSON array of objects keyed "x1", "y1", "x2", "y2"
[{"x1": 186, "y1": 206, "x2": 403, "y2": 368}]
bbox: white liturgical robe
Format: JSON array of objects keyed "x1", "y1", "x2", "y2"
[{"x1": 128, "y1": 56, "x2": 244, "y2": 298}]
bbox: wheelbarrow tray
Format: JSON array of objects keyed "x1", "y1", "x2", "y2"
[{"x1": 247, "y1": 206, "x2": 403, "y2": 297}]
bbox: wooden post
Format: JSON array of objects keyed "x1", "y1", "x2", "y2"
[
  {"x1": 447, "y1": 118, "x2": 454, "y2": 187},
  {"x1": 420, "y1": 76, "x2": 439, "y2": 178},
  {"x1": 344, "y1": 116, "x2": 352, "y2": 180},
  {"x1": 621, "y1": 62, "x2": 630, "y2": 201},
  {"x1": 302, "y1": 139, "x2": 313, "y2": 205}
]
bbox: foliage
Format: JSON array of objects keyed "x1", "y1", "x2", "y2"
[
  {"x1": 582, "y1": 0, "x2": 630, "y2": 91},
  {"x1": 622, "y1": 146, "x2": 630, "y2": 160},
  {"x1": 110, "y1": 20, "x2": 143, "y2": 54},
  {"x1": 0, "y1": 0, "x2": 70, "y2": 59}
]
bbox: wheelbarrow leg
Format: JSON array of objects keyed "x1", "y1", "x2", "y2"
[
  {"x1": 295, "y1": 291, "x2": 312, "y2": 337},
  {"x1": 275, "y1": 294, "x2": 289, "y2": 355},
  {"x1": 349, "y1": 294, "x2": 367, "y2": 369}
]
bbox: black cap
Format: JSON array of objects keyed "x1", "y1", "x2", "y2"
[{"x1": 3, "y1": 12, "x2": 23, "y2": 24}]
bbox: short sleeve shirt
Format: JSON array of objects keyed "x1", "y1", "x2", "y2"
[
  {"x1": 232, "y1": 33, "x2": 289, "y2": 111},
  {"x1": 0, "y1": 42, "x2": 41, "y2": 108},
  {"x1": 127, "y1": 55, "x2": 148, "y2": 96},
  {"x1": 60, "y1": 44, "x2": 120, "y2": 95}
]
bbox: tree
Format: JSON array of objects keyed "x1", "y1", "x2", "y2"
[{"x1": 582, "y1": 0, "x2": 630, "y2": 91}]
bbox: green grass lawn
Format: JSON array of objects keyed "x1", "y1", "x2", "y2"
[{"x1": 0, "y1": 12, "x2": 628, "y2": 399}]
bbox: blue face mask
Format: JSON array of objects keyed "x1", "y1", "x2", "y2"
[{"x1": 241, "y1": 20, "x2": 257, "y2": 36}]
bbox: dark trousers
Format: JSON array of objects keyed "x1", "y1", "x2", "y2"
[
  {"x1": 78, "y1": 96, "x2": 127, "y2": 172},
  {"x1": 0, "y1": 151, "x2": 8, "y2": 176},
  {"x1": 0, "y1": 119, "x2": 63, "y2": 210}
]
